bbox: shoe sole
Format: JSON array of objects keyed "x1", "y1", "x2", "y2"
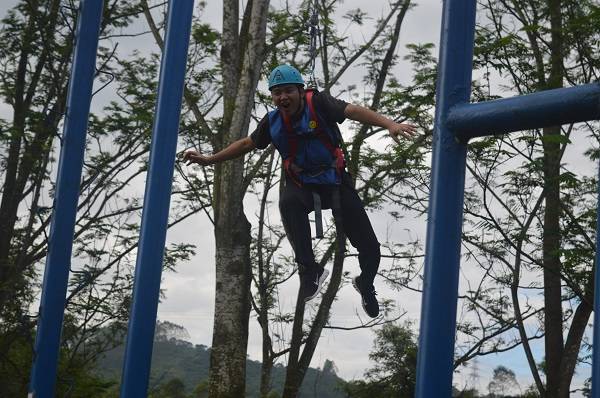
[
  {"x1": 305, "y1": 268, "x2": 330, "y2": 302},
  {"x1": 352, "y1": 276, "x2": 378, "y2": 318}
]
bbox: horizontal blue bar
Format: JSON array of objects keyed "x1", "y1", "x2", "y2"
[{"x1": 447, "y1": 83, "x2": 600, "y2": 140}]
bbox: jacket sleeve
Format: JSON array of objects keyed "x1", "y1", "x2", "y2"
[
  {"x1": 314, "y1": 91, "x2": 349, "y2": 124},
  {"x1": 249, "y1": 114, "x2": 272, "y2": 149}
]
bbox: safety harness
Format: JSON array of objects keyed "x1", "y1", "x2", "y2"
[{"x1": 280, "y1": 89, "x2": 345, "y2": 238}]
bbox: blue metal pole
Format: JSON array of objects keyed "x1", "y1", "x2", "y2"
[
  {"x1": 28, "y1": 1, "x2": 104, "y2": 396},
  {"x1": 592, "y1": 158, "x2": 600, "y2": 396},
  {"x1": 448, "y1": 83, "x2": 600, "y2": 140},
  {"x1": 119, "y1": 1, "x2": 194, "y2": 396},
  {"x1": 415, "y1": 0, "x2": 477, "y2": 397}
]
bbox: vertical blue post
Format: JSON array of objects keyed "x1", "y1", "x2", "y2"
[
  {"x1": 415, "y1": 0, "x2": 477, "y2": 396},
  {"x1": 28, "y1": 1, "x2": 104, "y2": 397},
  {"x1": 119, "y1": 1, "x2": 194, "y2": 396},
  {"x1": 592, "y1": 159, "x2": 600, "y2": 396}
]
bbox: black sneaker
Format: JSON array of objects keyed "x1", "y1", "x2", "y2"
[
  {"x1": 300, "y1": 267, "x2": 330, "y2": 302},
  {"x1": 352, "y1": 276, "x2": 379, "y2": 318}
]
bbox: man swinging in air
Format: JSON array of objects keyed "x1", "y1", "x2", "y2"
[{"x1": 183, "y1": 65, "x2": 416, "y2": 318}]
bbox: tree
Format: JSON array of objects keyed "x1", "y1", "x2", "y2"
[
  {"x1": 343, "y1": 323, "x2": 418, "y2": 398},
  {"x1": 149, "y1": 377, "x2": 188, "y2": 398},
  {"x1": 487, "y1": 365, "x2": 520, "y2": 397},
  {"x1": 451, "y1": 0, "x2": 600, "y2": 397},
  {"x1": 0, "y1": 1, "x2": 206, "y2": 394}
]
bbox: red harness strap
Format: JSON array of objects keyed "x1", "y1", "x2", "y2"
[
  {"x1": 281, "y1": 114, "x2": 302, "y2": 187},
  {"x1": 305, "y1": 90, "x2": 346, "y2": 174},
  {"x1": 281, "y1": 90, "x2": 345, "y2": 187}
]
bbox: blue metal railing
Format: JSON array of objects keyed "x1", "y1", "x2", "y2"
[
  {"x1": 119, "y1": 1, "x2": 195, "y2": 396},
  {"x1": 416, "y1": 0, "x2": 600, "y2": 396},
  {"x1": 28, "y1": 1, "x2": 104, "y2": 397},
  {"x1": 415, "y1": 1, "x2": 477, "y2": 396}
]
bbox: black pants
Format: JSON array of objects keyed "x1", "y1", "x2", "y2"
[{"x1": 279, "y1": 173, "x2": 381, "y2": 285}]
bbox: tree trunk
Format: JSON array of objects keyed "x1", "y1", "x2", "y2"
[
  {"x1": 542, "y1": 121, "x2": 563, "y2": 398},
  {"x1": 283, "y1": 229, "x2": 346, "y2": 398},
  {"x1": 0, "y1": 1, "x2": 38, "y2": 305},
  {"x1": 542, "y1": 0, "x2": 564, "y2": 396},
  {"x1": 0, "y1": 0, "x2": 64, "y2": 309},
  {"x1": 257, "y1": 152, "x2": 277, "y2": 398},
  {"x1": 558, "y1": 299, "x2": 592, "y2": 395},
  {"x1": 208, "y1": 0, "x2": 270, "y2": 396},
  {"x1": 260, "y1": 354, "x2": 274, "y2": 398},
  {"x1": 282, "y1": 292, "x2": 307, "y2": 398},
  {"x1": 209, "y1": 195, "x2": 252, "y2": 398}
]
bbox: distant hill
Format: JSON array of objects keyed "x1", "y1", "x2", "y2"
[{"x1": 94, "y1": 322, "x2": 348, "y2": 398}]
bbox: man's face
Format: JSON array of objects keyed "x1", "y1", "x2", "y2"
[{"x1": 271, "y1": 84, "x2": 304, "y2": 117}]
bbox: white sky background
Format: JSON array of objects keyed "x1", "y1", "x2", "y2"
[{"x1": 0, "y1": 0, "x2": 594, "y2": 395}]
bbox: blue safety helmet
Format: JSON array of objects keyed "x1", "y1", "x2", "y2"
[{"x1": 268, "y1": 65, "x2": 305, "y2": 90}]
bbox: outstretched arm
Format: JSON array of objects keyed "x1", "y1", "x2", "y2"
[
  {"x1": 182, "y1": 136, "x2": 256, "y2": 166},
  {"x1": 344, "y1": 104, "x2": 417, "y2": 143}
]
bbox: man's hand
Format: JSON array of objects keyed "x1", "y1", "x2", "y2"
[
  {"x1": 182, "y1": 149, "x2": 213, "y2": 166},
  {"x1": 388, "y1": 122, "x2": 417, "y2": 144}
]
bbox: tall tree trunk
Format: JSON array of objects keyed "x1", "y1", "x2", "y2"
[
  {"x1": 542, "y1": 0, "x2": 564, "y2": 396},
  {"x1": 542, "y1": 124, "x2": 562, "y2": 397},
  {"x1": 282, "y1": 241, "x2": 345, "y2": 398},
  {"x1": 558, "y1": 298, "x2": 592, "y2": 395},
  {"x1": 0, "y1": 1, "x2": 38, "y2": 305},
  {"x1": 260, "y1": 354, "x2": 274, "y2": 398},
  {"x1": 257, "y1": 151, "x2": 277, "y2": 398},
  {"x1": 208, "y1": 0, "x2": 270, "y2": 396},
  {"x1": 210, "y1": 192, "x2": 252, "y2": 398},
  {"x1": 0, "y1": 0, "x2": 64, "y2": 309}
]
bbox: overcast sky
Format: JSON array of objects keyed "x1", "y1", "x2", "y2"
[{"x1": 1, "y1": 0, "x2": 592, "y2": 395}]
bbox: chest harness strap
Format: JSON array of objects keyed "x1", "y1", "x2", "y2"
[{"x1": 280, "y1": 90, "x2": 345, "y2": 238}]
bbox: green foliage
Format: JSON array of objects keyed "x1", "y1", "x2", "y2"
[
  {"x1": 192, "y1": 379, "x2": 209, "y2": 398},
  {"x1": 0, "y1": 327, "x2": 120, "y2": 396},
  {"x1": 191, "y1": 24, "x2": 220, "y2": 53},
  {"x1": 149, "y1": 377, "x2": 188, "y2": 398},
  {"x1": 487, "y1": 365, "x2": 520, "y2": 397},
  {"x1": 0, "y1": 0, "x2": 209, "y2": 394},
  {"x1": 521, "y1": 384, "x2": 542, "y2": 398},
  {"x1": 451, "y1": 387, "x2": 479, "y2": 397},
  {"x1": 344, "y1": 323, "x2": 417, "y2": 398},
  {"x1": 457, "y1": 0, "x2": 600, "y2": 395},
  {"x1": 0, "y1": 331, "x2": 33, "y2": 397}
]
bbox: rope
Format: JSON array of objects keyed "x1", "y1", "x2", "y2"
[{"x1": 306, "y1": 0, "x2": 319, "y2": 89}]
